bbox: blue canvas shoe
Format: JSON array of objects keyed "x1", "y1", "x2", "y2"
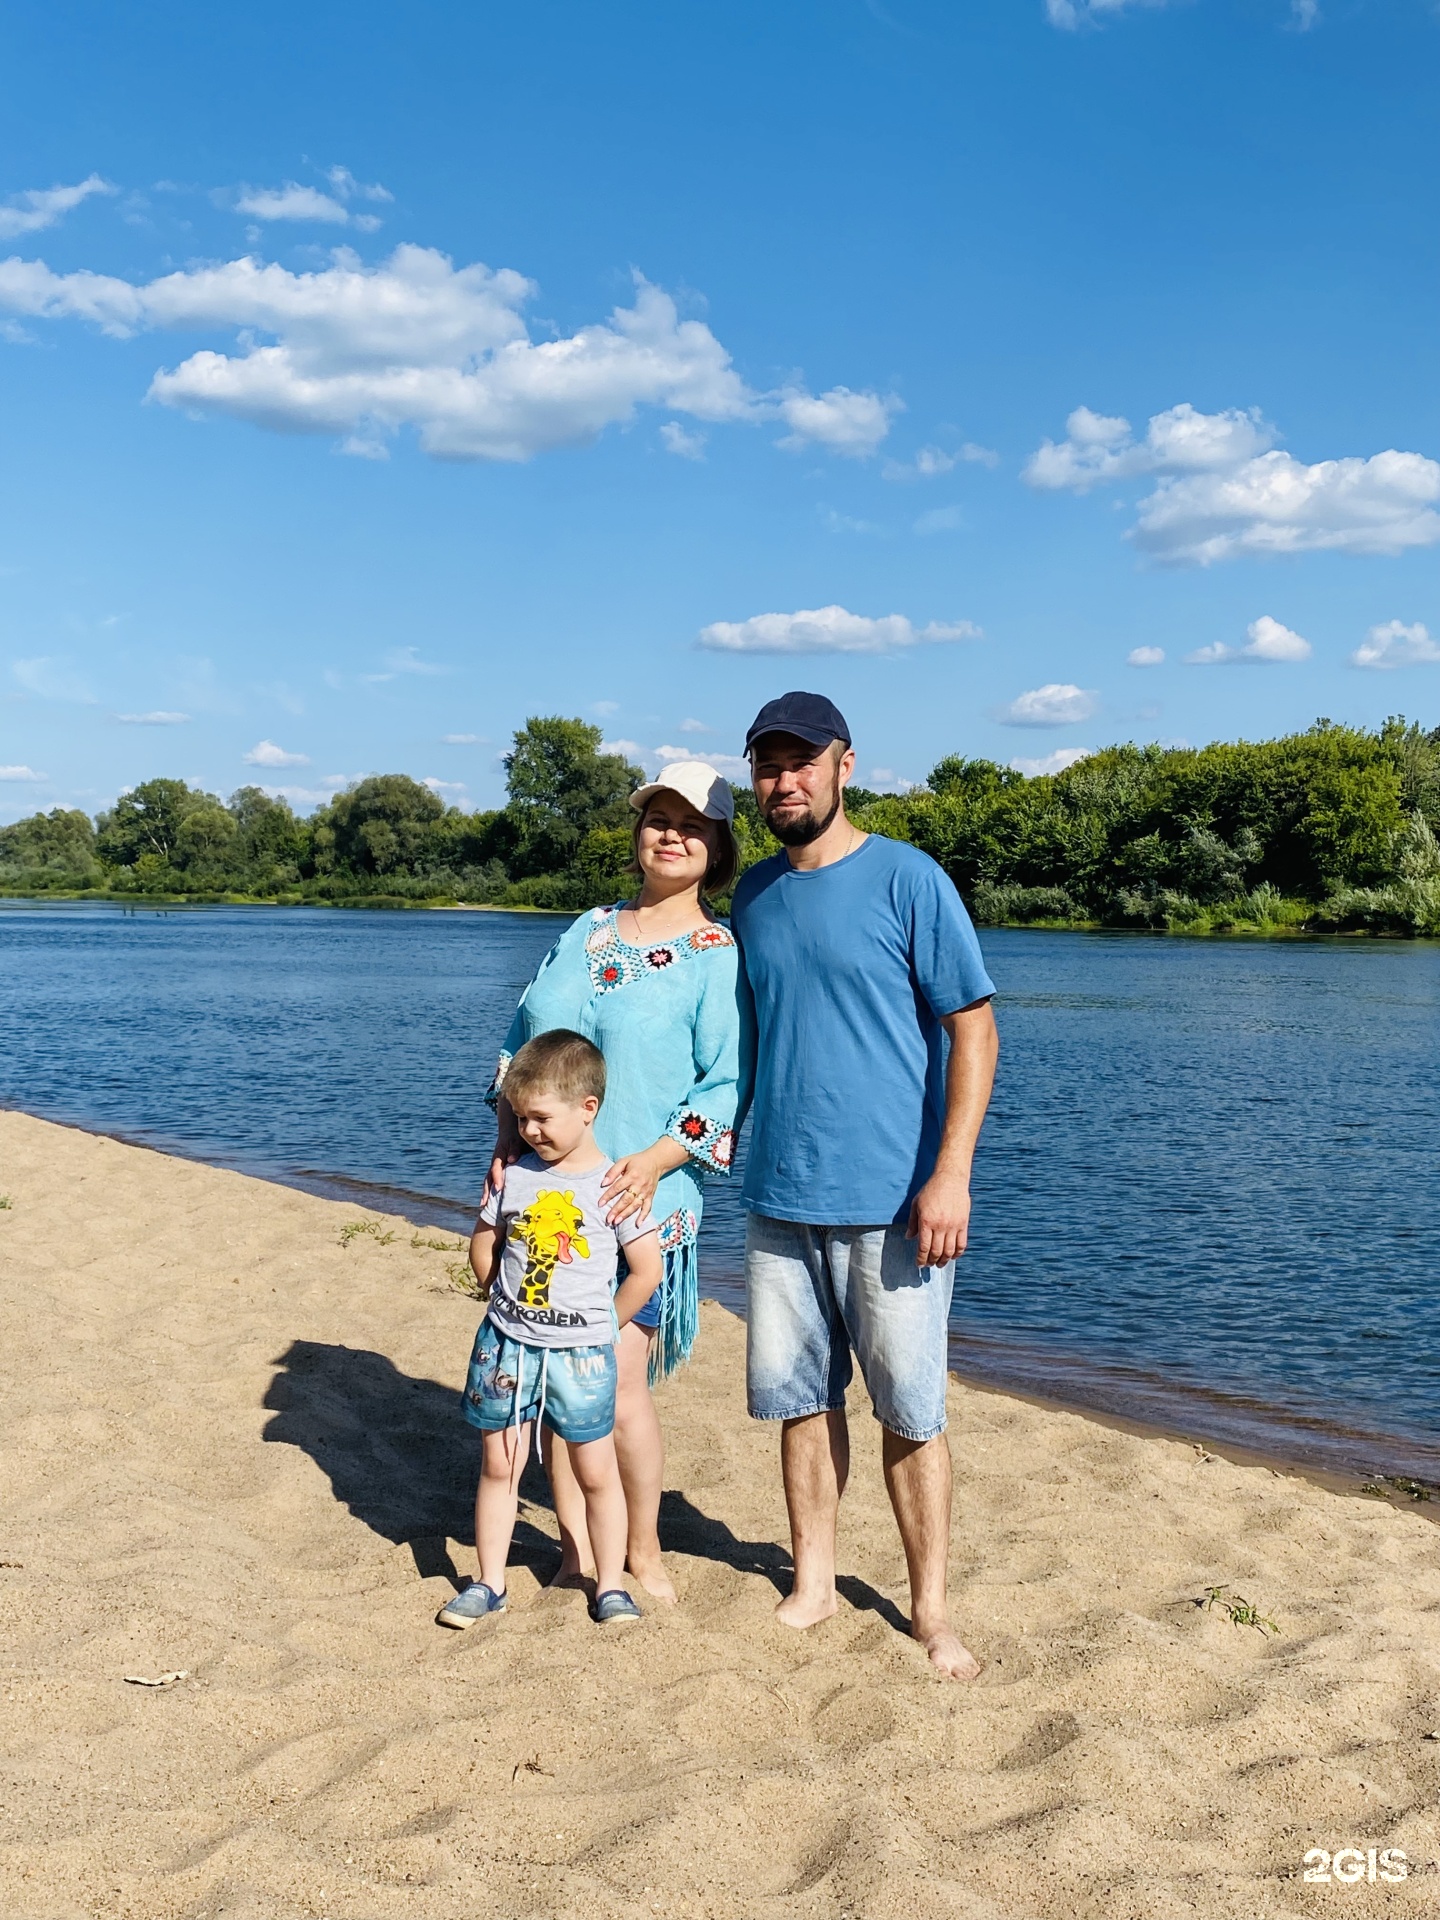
[
  {"x1": 590, "y1": 1588, "x2": 643, "y2": 1625},
  {"x1": 436, "y1": 1581, "x2": 507, "y2": 1629}
]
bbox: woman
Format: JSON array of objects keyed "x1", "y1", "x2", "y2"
[{"x1": 487, "y1": 760, "x2": 741, "y2": 1601}]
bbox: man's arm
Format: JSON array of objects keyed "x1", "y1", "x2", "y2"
[{"x1": 905, "y1": 999, "x2": 999, "y2": 1268}]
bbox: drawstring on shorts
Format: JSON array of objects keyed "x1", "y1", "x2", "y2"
[{"x1": 508, "y1": 1346, "x2": 550, "y2": 1486}]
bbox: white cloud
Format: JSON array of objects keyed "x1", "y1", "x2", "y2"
[
  {"x1": 1026, "y1": 402, "x2": 1440, "y2": 565},
  {"x1": 243, "y1": 739, "x2": 310, "y2": 767},
  {"x1": 0, "y1": 763, "x2": 46, "y2": 780},
  {"x1": 776, "y1": 386, "x2": 899, "y2": 457},
  {"x1": 384, "y1": 645, "x2": 445, "y2": 675},
  {"x1": 1350, "y1": 619, "x2": 1440, "y2": 669},
  {"x1": 605, "y1": 739, "x2": 748, "y2": 779},
  {"x1": 423, "y1": 777, "x2": 466, "y2": 793},
  {"x1": 820, "y1": 506, "x2": 883, "y2": 535},
  {"x1": 1290, "y1": 0, "x2": 1319, "y2": 27},
  {"x1": 11, "y1": 655, "x2": 96, "y2": 702},
  {"x1": 697, "y1": 604, "x2": 981, "y2": 655},
  {"x1": 115, "y1": 709, "x2": 191, "y2": 723},
  {"x1": 1025, "y1": 403, "x2": 1273, "y2": 492},
  {"x1": 677, "y1": 717, "x2": 710, "y2": 733},
  {"x1": 0, "y1": 174, "x2": 113, "y2": 239},
  {"x1": 233, "y1": 171, "x2": 391, "y2": 230},
  {"x1": 325, "y1": 167, "x2": 392, "y2": 204},
  {"x1": 654, "y1": 744, "x2": 749, "y2": 778},
  {"x1": 0, "y1": 245, "x2": 893, "y2": 464},
  {"x1": 660, "y1": 420, "x2": 706, "y2": 460},
  {"x1": 1127, "y1": 645, "x2": 1165, "y2": 667},
  {"x1": 1009, "y1": 747, "x2": 1094, "y2": 776},
  {"x1": 235, "y1": 184, "x2": 351, "y2": 224},
  {"x1": 1186, "y1": 615, "x2": 1312, "y2": 665},
  {"x1": 884, "y1": 442, "x2": 998, "y2": 481},
  {"x1": 868, "y1": 767, "x2": 916, "y2": 792},
  {"x1": 998, "y1": 683, "x2": 1098, "y2": 727},
  {"x1": 591, "y1": 700, "x2": 620, "y2": 716},
  {"x1": 1045, "y1": 0, "x2": 1175, "y2": 27},
  {"x1": 914, "y1": 505, "x2": 964, "y2": 535},
  {"x1": 441, "y1": 731, "x2": 482, "y2": 743},
  {"x1": 258, "y1": 784, "x2": 329, "y2": 805}
]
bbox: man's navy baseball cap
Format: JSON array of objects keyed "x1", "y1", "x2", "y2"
[{"x1": 744, "y1": 691, "x2": 852, "y2": 757}]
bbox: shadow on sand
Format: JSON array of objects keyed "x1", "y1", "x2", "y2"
[
  {"x1": 261, "y1": 1338, "x2": 555, "y2": 1590},
  {"x1": 263, "y1": 1340, "x2": 910, "y2": 1633}
]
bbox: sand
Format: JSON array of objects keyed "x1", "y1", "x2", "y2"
[{"x1": 1, "y1": 1107, "x2": 1438, "y2": 1920}]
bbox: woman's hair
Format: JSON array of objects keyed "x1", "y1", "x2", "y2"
[
  {"x1": 503, "y1": 1029, "x2": 606, "y2": 1109},
  {"x1": 631, "y1": 794, "x2": 740, "y2": 897}
]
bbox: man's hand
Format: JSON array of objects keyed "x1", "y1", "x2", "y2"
[
  {"x1": 905, "y1": 1168, "x2": 973, "y2": 1269},
  {"x1": 905, "y1": 1000, "x2": 998, "y2": 1268}
]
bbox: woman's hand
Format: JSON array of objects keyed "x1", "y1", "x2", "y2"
[
  {"x1": 601, "y1": 1137, "x2": 687, "y2": 1227},
  {"x1": 482, "y1": 1099, "x2": 525, "y2": 1208}
]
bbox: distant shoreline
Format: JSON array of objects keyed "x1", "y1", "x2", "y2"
[{"x1": 1, "y1": 887, "x2": 1425, "y2": 939}]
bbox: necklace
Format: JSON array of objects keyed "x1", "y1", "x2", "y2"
[{"x1": 622, "y1": 897, "x2": 704, "y2": 945}]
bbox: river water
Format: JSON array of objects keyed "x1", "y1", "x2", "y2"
[{"x1": 2, "y1": 900, "x2": 1437, "y2": 1481}]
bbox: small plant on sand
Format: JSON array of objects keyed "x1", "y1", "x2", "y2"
[
  {"x1": 1201, "y1": 1585, "x2": 1280, "y2": 1635},
  {"x1": 338, "y1": 1219, "x2": 398, "y2": 1250},
  {"x1": 411, "y1": 1232, "x2": 466, "y2": 1252},
  {"x1": 0, "y1": 1194, "x2": 13, "y2": 1209},
  {"x1": 1361, "y1": 1474, "x2": 1435, "y2": 1502},
  {"x1": 446, "y1": 1257, "x2": 485, "y2": 1300}
]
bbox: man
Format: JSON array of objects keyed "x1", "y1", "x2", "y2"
[{"x1": 731, "y1": 691, "x2": 998, "y2": 1681}]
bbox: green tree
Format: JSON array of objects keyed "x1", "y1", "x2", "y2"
[
  {"x1": 311, "y1": 775, "x2": 446, "y2": 877},
  {"x1": 0, "y1": 807, "x2": 98, "y2": 879},
  {"x1": 96, "y1": 778, "x2": 214, "y2": 869},
  {"x1": 502, "y1": 717, "x2": 643, "y2": 878}
]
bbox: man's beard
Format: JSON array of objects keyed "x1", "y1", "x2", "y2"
[{"x1": 764, "y1": 787, "x2": 841, "y2": 847}]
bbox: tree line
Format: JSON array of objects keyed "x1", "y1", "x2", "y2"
[{"x1": 3, "y1": 713, "x2": 1438, "y2": 936}]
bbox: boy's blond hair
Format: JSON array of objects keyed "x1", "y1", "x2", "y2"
[{"x1": 503, "y1": 1028, "x2": 606, "y2": 1109}]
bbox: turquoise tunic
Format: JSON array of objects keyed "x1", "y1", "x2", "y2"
[{"x1": 489, "y1": 904, "x2": 741, "y2": 1378}]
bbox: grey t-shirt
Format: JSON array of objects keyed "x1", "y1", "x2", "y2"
[{"x1": 480, "y1": 1153, "x2": 656, "y2": 1349}]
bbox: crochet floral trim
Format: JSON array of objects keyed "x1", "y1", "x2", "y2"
[
  {"x1": 584, "y1": 905, "x2": 734, "y2": 996},
  {"x1": 667, "y1": 1106, "x2": 736, "y2": 1172},
  {"x1": 483, "y1": 1049, "x2": 513, "y2": 1113},
  {"x1": 656, "y1": 1206, "x2": 699, "y2": 1253}
]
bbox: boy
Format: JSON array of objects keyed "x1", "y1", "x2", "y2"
[{"x1": 438, "y1": 1028, "x2": 662, "y2": 1629}]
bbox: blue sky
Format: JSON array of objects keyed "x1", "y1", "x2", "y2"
[{"x1": 1, "y1": 0, "x2": 1438, "y2": 820}]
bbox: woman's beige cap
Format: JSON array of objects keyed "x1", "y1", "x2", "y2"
[{"x1": 628, "y1": 759, "x2": 736, "y2": 823}]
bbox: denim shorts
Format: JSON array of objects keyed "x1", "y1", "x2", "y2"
[
  {"x1": 462, "y1": 1319, "x2": 617, "y2": 1444},
  {"x1": 744, "y1": 1215, "x2": 955, "y2": 1442}
]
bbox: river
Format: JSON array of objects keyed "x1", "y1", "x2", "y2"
[{"x1": 2, "y1": 899, "x2": 1436, "y2": 1481}]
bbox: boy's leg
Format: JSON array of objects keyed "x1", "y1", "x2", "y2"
[
  {"x1": 542, "y1": 1435, "x2": 596, "y2": 1586},
  {"x1": 566, "y1": 1435, "x2": 629, "y2": 1596},
  {"x1": 476, "y1": 1423, "x2": 530, "y2": 1594},
  {"x1": 613, "y1": 1322, "x2": 673, "y2": 1602}
]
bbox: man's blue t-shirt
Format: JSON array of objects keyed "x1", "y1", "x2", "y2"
[{"x1": 731, "y1": 833, "x2": 995, "y2": 1227}]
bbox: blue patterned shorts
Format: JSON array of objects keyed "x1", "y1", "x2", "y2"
[{"x1": 462, "y1": 1319, "x2": 617, "y2": 1444}]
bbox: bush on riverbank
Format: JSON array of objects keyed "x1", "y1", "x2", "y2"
[{"x1": 4, "y1": 714, "x2": 1438, "y2": 935}]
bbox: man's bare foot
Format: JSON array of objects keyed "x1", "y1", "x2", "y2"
[
  {"x1": 775, "y1": 1587, "x2": 839, "y2": 1629},
  {"x1": 627, "y1": 1558, "x2": 678, "y2": 1605},
  {"x1": 545, "y1": 1560, "x2": 594, "y2": 1591},
  {"x1": 914, "y1": 1619, "x2": 981, "y2": 1681}
]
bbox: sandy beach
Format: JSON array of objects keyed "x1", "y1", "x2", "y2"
[{"x1": 2, "y1": 1106, "x2": 1438, "y2": 1919}]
